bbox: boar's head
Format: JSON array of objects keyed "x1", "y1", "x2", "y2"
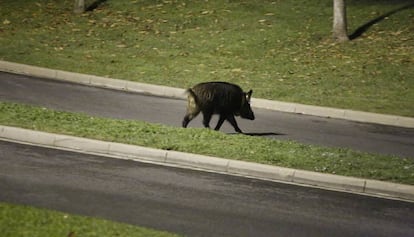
[{"x1": 239, "y1": 90, "x2": 255, "y2": 120}]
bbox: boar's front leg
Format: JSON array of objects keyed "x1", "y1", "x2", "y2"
[
  {"x1": 214, "y1": 114, "x2": 242, "y2": 133},
  {"x1": 214, "y1": 115, "x2": 226, "y2": 131},
  {"x1": 226, "y1": 115, "x2": 242, "y2": 133}
]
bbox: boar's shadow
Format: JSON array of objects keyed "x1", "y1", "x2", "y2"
[{"x1": 231, "y1": 132, "x2": 285, "y2": 136}]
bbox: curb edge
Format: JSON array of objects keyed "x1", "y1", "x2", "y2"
[{"x1": 1, "y1": 125, "x2": 413, "y2": 202}]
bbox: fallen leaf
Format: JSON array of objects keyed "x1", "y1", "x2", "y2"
[{"x1": 201, "y1": 10, "x2": 211, "y2": 15}]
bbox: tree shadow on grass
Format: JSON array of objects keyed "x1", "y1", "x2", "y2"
[{"x1": 349, "y1": 3, "x2": 414, "y2": 40}]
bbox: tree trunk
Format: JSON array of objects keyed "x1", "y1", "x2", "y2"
[
  {"x1": 74, "y1": 0, "x2": 85, "y2": 14},
  {"x1": 333, "y1": 0, "x2": 349, "y2": 42}
]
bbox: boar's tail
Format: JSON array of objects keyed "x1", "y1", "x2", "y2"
[{"x1": 185, "y1": 88, "x2": 198, "y2": 104}]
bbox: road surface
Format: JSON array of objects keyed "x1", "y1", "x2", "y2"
[
  {"x1": 1, "y1": 72, "x2": 413, "y2": 158},
  {"x1": 1, "y1": 140, "x2": 413, "y2": 237}
]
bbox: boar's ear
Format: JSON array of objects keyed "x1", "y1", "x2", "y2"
[{"x1": 246, "y1": 90, "x2": 253, "y2": 102}]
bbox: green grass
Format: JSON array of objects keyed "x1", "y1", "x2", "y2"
[
  {"x1": 0, "y1": 0, "x2": 413, "y2": 116},
  {"x1": 1, "y1": 2, "x2": 412, "y2": 232},
  {"x1": 0, "y1": 202, "x2": 180, "y2": 237},
  {"x1": 1, "y1": 102, "x2": 413, "y2": 185}
]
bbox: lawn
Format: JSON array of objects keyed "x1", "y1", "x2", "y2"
[
  {"x1": 0, "y1": 202, "x2": 180, "y2": 237},
  {"x1": 0, "y1": 0, "x2": 413, "y2": 116}
]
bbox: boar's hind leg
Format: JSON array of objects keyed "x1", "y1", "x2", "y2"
[
  {"x1": 182, "y1": 111, "x2": 199, "y2": 128},
  {"x1": 183, "y1": 90, "x2": 200, "y2": 128},
  {"x1": 202, "y1": 111, "x2": 213, "y2": 129},
  {"x1": 182, "y1": 114, "x2": 192, "y2": 128},
  {"x1": 226, "y1": 115, "x2": 242, "y2": 133}
]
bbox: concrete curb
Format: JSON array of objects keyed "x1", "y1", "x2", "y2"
[
  {"x1": 1, "y1": 60, "x2": 413, "y2": 128},
  {"x1": 1, "y1": 125, "x2": 413, "y2": 202}
]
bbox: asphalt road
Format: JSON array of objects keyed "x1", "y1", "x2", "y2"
[
  {"x1": 1, "y1": 72, "x2": 413, "y2": 158},
  {"x1": 1, "y1": 140, "x2": 413, "y2": 237}
]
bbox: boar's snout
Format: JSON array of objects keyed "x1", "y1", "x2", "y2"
[
  {"x1": 240, "y1": 89, "x2": 255, "y2": 120},
  {"x1": 240, "y1": 105, "x2": 255, "y2": 120},
  {"x1": 241, "y1": 109, "x2": 255, "y2": 120}
]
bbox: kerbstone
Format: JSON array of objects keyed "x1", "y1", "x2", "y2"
[
  {"x1": 228, "y1": 160, "x2": 295, "y2": 182},
  {"x1": 293, "y1": 169, "x2": 366, "y2": 193},
  {"x1": 55, "y1": 70, "x2": 91, "y2": 85},
  {"x1": 0, "y1": 126, "x2": 55, "y2": 146},
  {"x1": 53, "y1": 135, "x2": 110, "y2": 154},
  {"x1": 344, "y1": 110, "x2": 398, "y2": 126},
  {"x1": 108, "y1": 142, "x2": 167, "y2": 163},
  {"x1": 252, "y1": 98, "x2": 296, "y2": 113},
  {"x1": 166, "y1": 150, "x2": 229, "y2": 172},
  {"x1": 365, "y1": 180, "x2": 414, "y2": 200},
  {"x1": 89, "y1": 75, "x2": 128, "y2": 90}
]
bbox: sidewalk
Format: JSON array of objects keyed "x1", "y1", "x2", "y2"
[{"x1": 1, "y1": 60, "x2": 414, "y2": 202}]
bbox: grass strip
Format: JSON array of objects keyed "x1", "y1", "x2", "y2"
[
  {"x1": 0, "y1": 0, "x2": 413, "y2": 116},
  {"x1": 1, "y1": 102, "x2": 413, "y2": 185},
  {"x1": 0, "y1": 202, "x2": 180, "y2": 237}
]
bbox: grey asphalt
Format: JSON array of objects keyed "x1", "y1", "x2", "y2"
[
  {"x1": 1, "y1": 140, "x2": 414, "y2": 237},
  {"x1": 1, "y1": 71, "x2": 414, "y2": 158}
]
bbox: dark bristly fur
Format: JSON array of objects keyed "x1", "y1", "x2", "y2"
[{"x1": 182, "y1": 82, "x2": 255, "y2": 133}]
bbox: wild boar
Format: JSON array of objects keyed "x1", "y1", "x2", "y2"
[{"x1": 182, "y1": 81, "x2": 255, "y2": 133}]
